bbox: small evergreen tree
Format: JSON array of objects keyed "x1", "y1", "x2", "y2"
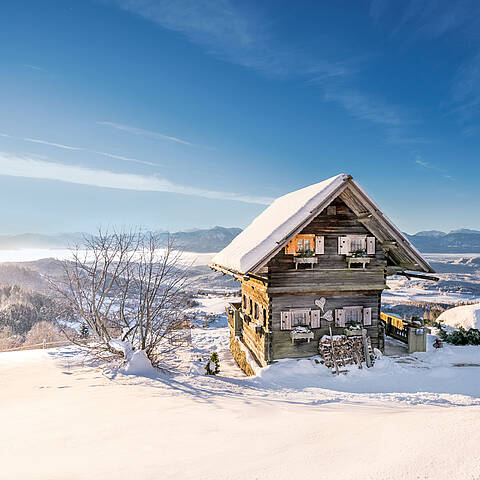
[
  {"x1": 205, "y1": 351, "x2": 220, "y2": 375},
  {"x1": 79, "y1": 324, "x2": 89, "y2": 339}
]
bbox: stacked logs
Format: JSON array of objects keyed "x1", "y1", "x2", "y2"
[{"x1": 319, "y1": 334, "x2": 374, "y2": 370}]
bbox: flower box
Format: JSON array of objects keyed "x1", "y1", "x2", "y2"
[
  {"x1": 294, "y1": 257, "x2": 318, "y2": 269},
  {"x1": 290, "y1": 326, "x2": 315, "y2": 344}
]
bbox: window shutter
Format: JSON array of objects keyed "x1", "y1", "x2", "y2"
[
  {"x1": 363, "y1": 307, "x2": 372, "y2": 326},
  {"x1": 306, "y1": 310, "x2": 311, "y2": 325},
  {"x1": 284, "y1": 239, "x2": 296, "y2": 255},
  {"x1": 335, "y1": 309, "x2": 345, "y2": 327},
  {"x1": 311, "y1": 310, "x2": 321, "y2": 328},
  {"x1": 338, "y1": 236, "x2": 350, "y2": 255},
  {"x1": 367, "y1": 237, "x2": 376, "y2": 255},
  {"x1": 315, "y1": 236, "x2": 325, "y2": 254},
  {"x1": 280, "y1": 312, "x2": 292, "y2": 330}
]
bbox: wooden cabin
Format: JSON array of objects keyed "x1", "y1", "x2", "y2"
[{"x1": 210, "y1": 174, "x2": 434, "y2": 375}]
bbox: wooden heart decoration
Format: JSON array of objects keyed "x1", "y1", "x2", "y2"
[
  {"x1": 321, "y1": 310, "x2": 333, "y2": 322},
  {"x1": 315, "y1": 297, "x2": 326, "y2": 310}
]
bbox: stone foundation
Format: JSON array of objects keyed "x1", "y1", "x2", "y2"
[{"x1": 230, "y1": 334, "x2": 257, "y2": 376}]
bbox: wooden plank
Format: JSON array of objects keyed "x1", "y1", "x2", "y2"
[{"x1": 267, "y1": 284, "x2": 386, "y2": 293}]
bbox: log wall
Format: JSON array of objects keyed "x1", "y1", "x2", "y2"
[{"x1": 270, "y1": 291, "x2": 381, "y2": 359}]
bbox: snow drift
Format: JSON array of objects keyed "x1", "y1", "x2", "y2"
[
  {"x1": 437, "y1": 303, "x2": 480, "y2": 330},
  {"x1": 108, "y1": 338, "x2": 156, "y2": 377}
]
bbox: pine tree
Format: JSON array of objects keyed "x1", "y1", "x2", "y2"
[
  {"x1": 205, "y1": 351, "x2": 220, "y2": 375},
  {"x1": 79, "y1": 324, "x2": 89, "y2": 339}
]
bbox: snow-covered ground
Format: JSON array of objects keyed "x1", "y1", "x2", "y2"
[
  {"x1": 0, "y1": 247, "x2": 215, "y2": 266},
  {"x1": 1, "y1": 328, "x2": 480, "y2": 480},
  {"x1": 437, "y1": 303, "x2": 480, "y2": 330},
  {"x1": 383, "y1": 254, "x2": 480, "y2": 306}
]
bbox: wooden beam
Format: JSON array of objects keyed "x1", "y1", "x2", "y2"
[
  {"x1": 209, "y1": 264, "x2": 268, "y2": 284},
  {"x1": 394, "y1": 271, "x2": 440, "y2": 282},
  {"x1": 267, "y1": 283, "x2": 387, "y2": 294}
]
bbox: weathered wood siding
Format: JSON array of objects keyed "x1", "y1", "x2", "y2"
[
  {"x1": 270, "y1": 292, "x2": 381, "y2": 359},
  {"x1": 266, "y1": 198, "x2": 386, "y2": 360},
  {"x1": 268, "y1": 198, "x2": 387, "y2": 273}
]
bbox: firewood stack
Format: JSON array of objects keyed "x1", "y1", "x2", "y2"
[{"x1": 318, "y1": 334, "x2": 374, "y2": 370}]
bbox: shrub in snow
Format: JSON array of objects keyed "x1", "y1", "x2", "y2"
[
  {"x1": 205, "y1": 351, "x2": 220, "y2": 375},
  {"x1": 109, "y1": 338, "x2": 156, "y2": 376},
  {"x1": 438, "y1": 326, "x2": 480, "y2": 346},
  {"x1": 24, "y1": 321, "x2": 64, "y2": 346},
  {"x1": 0, "y1": 325, "x2": 24, "y2": 350}
]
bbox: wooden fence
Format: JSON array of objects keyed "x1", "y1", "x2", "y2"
[{"x1": 0, "y1": 340, "x2": 72, "y2": 353}]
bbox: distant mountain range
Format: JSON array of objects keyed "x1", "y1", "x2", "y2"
[
  {"x1": 0, "y1": 227, "x2": 242, "y2": 254},
  {"x1": 0, "y1": 227, "x2": 479, "y2": 253},
  {"x1": 404, "y1": 229, "x2": 480, "y2": 253}
]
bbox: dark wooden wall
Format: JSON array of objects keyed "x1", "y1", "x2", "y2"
[{"x1": 270, "y1": 291, "x2": 381, "y2": 359}]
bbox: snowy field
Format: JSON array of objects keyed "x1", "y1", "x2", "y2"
[
  {"x1": 383, "y1": 254, "x2": 480, "y2": 305},
  {"x1": 1, "y1": 252, "x2": 480, "y2": 479},
  {"x1": 0, "y1": 247, "x2": 215, "y2": 266},
  {"x1": 1, "y1": 327, "x2": 480, "y2": 480}
]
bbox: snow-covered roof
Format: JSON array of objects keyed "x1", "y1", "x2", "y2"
[{"x1": 211, "y1": 174, "x2": 349, "y2": 274}]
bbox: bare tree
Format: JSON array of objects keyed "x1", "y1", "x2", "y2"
[{"x1": 49, "y1": 229, "x2": 192, "y2": 367}]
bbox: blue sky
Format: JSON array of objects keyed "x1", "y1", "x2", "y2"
[{"x1": 0, "y1": 0, "x2": 479, "y2": 235}]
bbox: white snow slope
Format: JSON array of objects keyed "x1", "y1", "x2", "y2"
[
  {"x1": 1, "y1": 328, "x2": 480, "y2": 480},
  {"x1": 437, "y1": 303, "x2": 480, "y2": 330}
]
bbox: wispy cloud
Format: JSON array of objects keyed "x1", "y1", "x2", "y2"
[
  {"x1": 97, "y1": 121, "x2": 194, "y2": 146},
  {"x1": 23, "y1": 137, "x2": 83, "y2": 151},
  {"x1": 323, "y1": 88, "x2": 405, "y2": 127},
  {"x1": 451, "y1": 53, "x2": 480, "y2": 123},
  {"x1": 322, "y1": 87, "x2": 428, "y2": 144},
  {"x1": 370, "y1": 1, "x2": 480, "y2": 133},
  {"x1": 414, "y1": 155, "x2": 453, "y2": 179},
  {"x1": 0, "y1": 132, "x2": 158, "y2": 167},
  {"x1": 105, "y1": 0, "x2": 351, "y2": 80},
  {"x1": 24, "y1": 64, "x2": 45, "y2": 71},
  {"x1": 0, "y1": 152, "x2": 272, "y2": 205},
  {"x1": 370, "y1": 0, "x2": 480, "y2": 40},
  {"x1": 104, "y1": 0, "x2": 422, "y2": 144}
]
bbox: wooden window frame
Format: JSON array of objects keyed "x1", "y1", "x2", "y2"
[
  {"x1": 326, "y1": 205, "x2": 336, "y2": 216},
  {"x1": 343, "y1": 306, "x2": 363, "y2": 324},
  {"x1": 284, "y1": 234, "x2": 317, "y2": 256},
  {"x1": 348, "y1": 235, "x2": 367, "y2": 254},
  {"x1": 290, "y1": 309, "x2": 311, "y2": 327}
]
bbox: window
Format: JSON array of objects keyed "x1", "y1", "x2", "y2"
[
  {"x1": 263, "y1": 308, "x2": 267, "y2": 327},
  {"x1": 349, "y1": 236, "x2": 366, "y2": 253},
  {"x1": 254, "y1": 303, "x2": 259, "y2": 320},
  {"x1": 242, "y1": 295, "x2": 246, "y2": 309},
  {"x1": 344, "y1": 306, "x2": 363, "y2": 324},
  {"x1": 249, "y1": 299, "x2": 253, "y2": 314},
  {"x1": 338, "y1": 235, "x2": 374, "y2": 255},
  {"x1": 327, "y1": 205, "x2": 336, "y2": 216},
  {"x1": 297, "y1": 238, "x2": 312, "y2": 253},
  {"x1": 285, "y1": 234, "x2": 315, "y2": 255},
  {"x1": 281, "y1": 310, "x2": 311, "y2": 330},
  {"x1": 292, "y1": 310, "x2": 310, "y2": 326}
]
